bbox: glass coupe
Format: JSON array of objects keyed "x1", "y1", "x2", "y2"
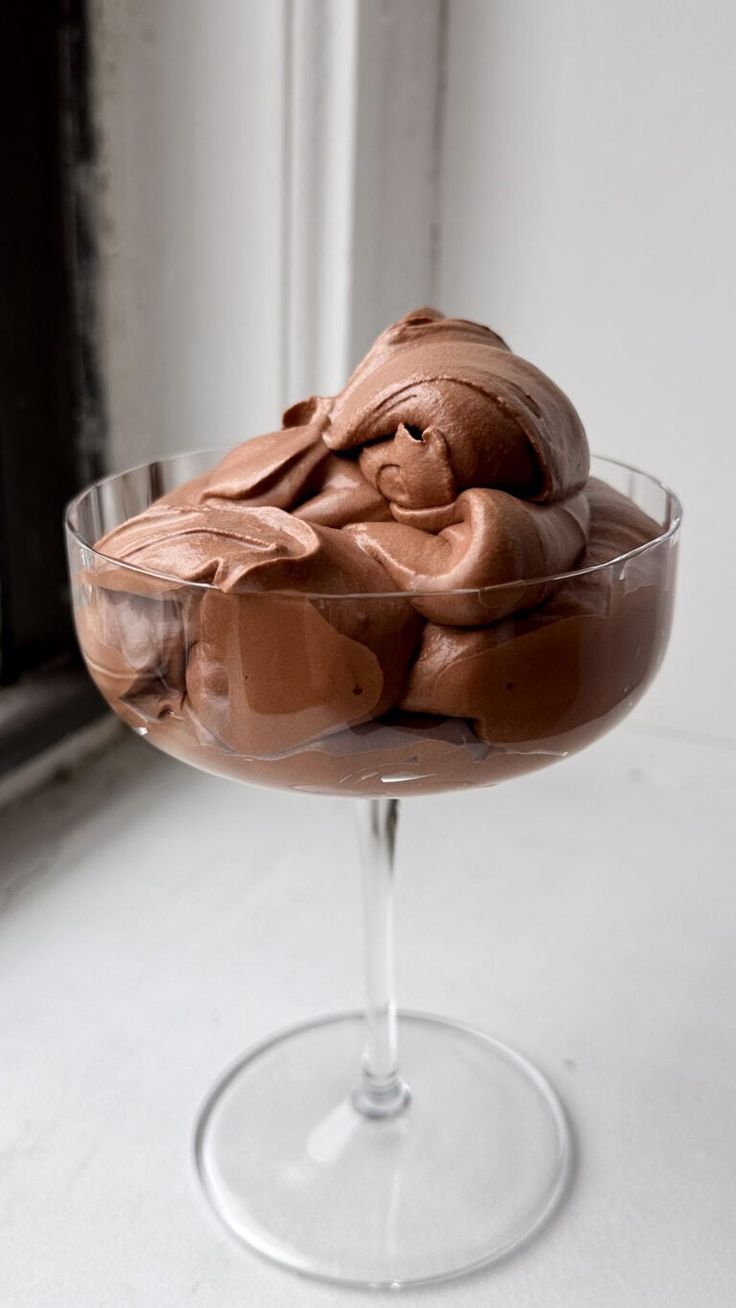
[{"x1": 65, "y1": 453, "x2": 680, "y2": 1289}]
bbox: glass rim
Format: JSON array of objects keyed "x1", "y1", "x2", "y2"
[{"x1": 64, "y1": 449, "x2": 682, "y2": 600}]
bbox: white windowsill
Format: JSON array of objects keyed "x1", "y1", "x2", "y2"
[{"x1": 1, "y1": 719, "x2": 734, "y2": 1306}]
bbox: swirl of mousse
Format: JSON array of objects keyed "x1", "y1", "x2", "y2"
[
  {"x1": 196, "y1": 396, "x2": 392, "y2": 528},
  {"x1": 184, "y1": 309, "x2": 593, "y2": 625},
  {"x1": 325, "y1": 308, "x2": 588, "y2": 504},
  {"x1": 399, "y1": 479, "x2": 664, "y2": 745},
  {"x1": 90, "y1": 493, "x2": 419, "y2": 756},
  {"x1": 320, "y1": 308, "x2": 592, "y2": 624}
]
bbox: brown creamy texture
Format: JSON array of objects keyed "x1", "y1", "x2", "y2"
[{"x1": 81, "y1": 309, "x2": 672, "y2": 795}]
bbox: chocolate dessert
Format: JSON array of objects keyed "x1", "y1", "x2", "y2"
[{"x1": 74, "y1": 310, "x2": 676, "y2": 795}]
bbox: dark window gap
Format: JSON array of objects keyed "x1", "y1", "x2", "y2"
[{"x1": 0, "y1": 0, "x2": 108, "y2": 776}]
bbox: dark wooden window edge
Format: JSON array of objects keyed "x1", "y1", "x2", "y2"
[
  {"x1": 0, "y1": 665, "x2": 108, "y2": 780},
  {"x1": 0, "y1": 1, "x2": 108, "y2": 780}
]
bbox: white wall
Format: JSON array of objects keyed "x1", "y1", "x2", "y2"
[
  {"x1": 440, "y1": 0, "x2": 736, "y2": 742},
  {"x1": 93, "y1": 0, "x2": 287, "y2": 466}
]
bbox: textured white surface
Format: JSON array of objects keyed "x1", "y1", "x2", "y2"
[{"x1": 1, "y1": 722, "x2": 735, "y2": 1306}]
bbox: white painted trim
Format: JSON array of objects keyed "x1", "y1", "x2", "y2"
[
  {"x1": 349, "y1": 0, "x2": 446, "y2": 366},
  {"x1": 281, "y1": 0, "x2": 360, "y2": 404},
  {"x1": 281, "y1": 0, "x2": 445, "y2": 408}
]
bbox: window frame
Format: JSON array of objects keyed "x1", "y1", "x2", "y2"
[{"x1": 0, "y1": 0, "x2": 107, "y2": 781}]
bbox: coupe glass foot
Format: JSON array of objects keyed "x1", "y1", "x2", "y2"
[{"x1": 194, "y1": 1011, "x2": 572, "y2": 1289}]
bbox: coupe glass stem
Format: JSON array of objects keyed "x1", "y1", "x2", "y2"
[{"x1": 352, "y1": 798, "x2": 411, "y2": 1119}]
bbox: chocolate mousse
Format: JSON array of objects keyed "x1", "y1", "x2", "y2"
[{"x1": 77, "y1": 309, "x2": 674, "y2": 795}]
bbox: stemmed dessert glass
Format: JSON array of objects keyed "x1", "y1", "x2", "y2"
[{"x1": 65, "y1": 452, "x2": 680, "y2": 1289}]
